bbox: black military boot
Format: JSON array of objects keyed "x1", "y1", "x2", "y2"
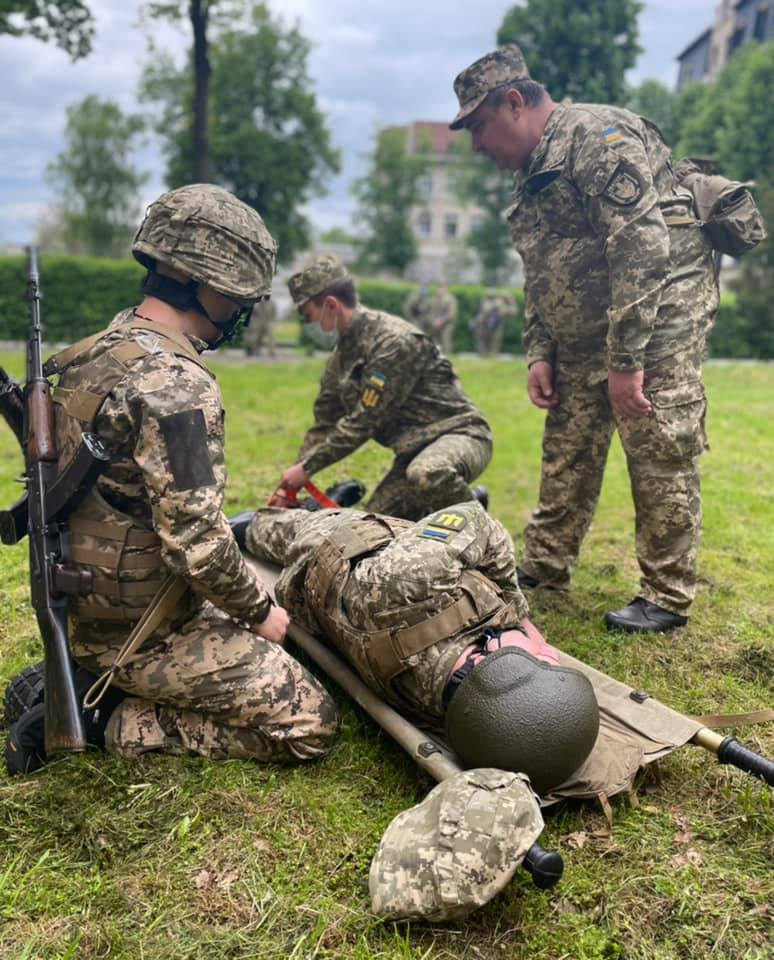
[
  {"x1": 229, "y1": 511, "x2": 255, "y2": 549},
  {"x1": 4, "y1": 660, "x2": 45, "y2": 726},
  {"x1": 605, "y1": 597, "x2": 688, "y2": 634},
  {"x1": 517, "y1": 567, "x2": 541, "y2": 589},
  {"x1": 471, "y1": 485, "x2": 489, "y2": 511}
]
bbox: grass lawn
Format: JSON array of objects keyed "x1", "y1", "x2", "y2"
[{"x1": 0, "y1": 352, "x2": 771, "y2": 960}]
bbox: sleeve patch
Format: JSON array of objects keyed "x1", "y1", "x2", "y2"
[
  {"x1": 604, "y1": 167, "x2": 643, "y2": 206},
  {"x1": 158, "y1": 408, "x2": 216, "y2": 490},
  {"x1": 361, "y1": 370, "x2": 387, "y2": 408},
  {"x1": 417, "y1": 511, "x2": 468, "y2": 540}
]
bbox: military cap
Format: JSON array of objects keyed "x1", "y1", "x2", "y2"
[
  {"x1": 449, "y1": 44, "x2": 530, "y2": 130},
  {"x1": 369, "y1": 768, "x2": 544, "y2": 921},
  {"x1": 287, "y1": 253, "x2": 352, "y2": 306}
]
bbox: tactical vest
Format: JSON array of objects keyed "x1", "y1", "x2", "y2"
[
  {"x1": 47, "y1": 318, "x2": 211, "y2": 623},
  {"x1": 304, "y1": 514, "x2": 514, "y2": 706}
]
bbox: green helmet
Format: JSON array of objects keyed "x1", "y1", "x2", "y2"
[
  {"x1": 132, "y1": 183, "x2": 277, "y2": 301},
  {"x1": 445, "y1": 648, "x2": 599, "y2": 794}
]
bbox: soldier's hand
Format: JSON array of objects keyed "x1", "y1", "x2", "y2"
[
  {"x1": 281, "y1": 461, "x2": 309, "y2": 491},
  {"x1": 607, "y1": 368, "x2": 652, "y2": 418},
  {"x1": 253, "y1": 603, "x2": 290, "y2": 645},
  {"x1": 527, "y1": 361, "x2": 558, "y2": 409}
]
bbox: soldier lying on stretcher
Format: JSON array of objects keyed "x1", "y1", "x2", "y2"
[{"x1": 233, "y1": 500, "x2": 600, "y2": 795}]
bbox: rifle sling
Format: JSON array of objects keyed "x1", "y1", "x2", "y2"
[{"x1": 82, "y1": 574, "x2": 189, "y2": 710}]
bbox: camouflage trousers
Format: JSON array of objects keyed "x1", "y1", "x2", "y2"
[
  {"x1": 70, "y1": 602, "x2": 338, "y2": 762},
  {"x1": 367, "y1": 433, "x2": 492, "y2": 521},
  {"x1": 521, "y1": 358, "x2": 708, "y2": 614},
  {"x1": 478, "y1": 323, "x2": 504, "y2": 357}
]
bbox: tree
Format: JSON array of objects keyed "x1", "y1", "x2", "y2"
[
  {"x1": 450, "y1": 144, "x2": 515, "y2": 285},
  {"x1": 140, "y1": 4, "x2": 339, "y2": 262},
  {"x1": 625, "y1": 79, "x2": 680, "y2": 147},
  {"x1": 45, "y1": 95, "x2": 148, "y2": 256},
  {"x1": 352, "y1": 129, "x2": 430, "y2": 276},
  {"x1": 0, "y1": 0, "x2": 94, "y2": 58},
  {"x1": 498, "y1": 0, "x2": 642, "y2": 104},
  {"x1": 732, "y1": 177, "x2": 774, "y2": 359}
]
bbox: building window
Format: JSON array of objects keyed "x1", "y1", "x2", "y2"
[
  {"x1": 754, "y1": 10, "x2": 768, "y2": 42},
  {"x1": 416, "y1": 212, "x2": 432, "y2": 238},
  {"x1": 444, "y1": 214, "x2": 458, "y2": 239},
  {"x1": 728, "y1": 27, "x2": 746, "y2": 54},
  {"x1": 418, "y1": 174, "x2": 433, "y2": 198}
]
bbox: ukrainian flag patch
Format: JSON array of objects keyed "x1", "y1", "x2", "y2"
[
  {"x1": 603, "y1": 127, "x2": 621, "y2": 143},
  {"x1": 361, "y1": 370, "x2": 386, "y2": 408},
  {"x1": 417, "y1": 511, "x2": 468, "y2": 541}
]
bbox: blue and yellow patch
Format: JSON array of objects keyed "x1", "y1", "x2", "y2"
[
  {"x1": 603, "y1": 127, "x2": 622, "y2": 143},
  {"x1": 361, "y1": 370, "x2": 387, "y2": 408},
  {"x1": 417, "y1": 511, "x2": 468, "y2": 541}
]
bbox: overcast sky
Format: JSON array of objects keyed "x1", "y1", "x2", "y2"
[{"x1": 0, "y1": 0, "x2": 714, "y2": 248}]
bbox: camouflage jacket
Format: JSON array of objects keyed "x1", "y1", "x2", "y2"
[
  {"x1": 246, "y1": 501, "x2": 529, "y2": 718},
  {"x1": 509, "y1": 103, "x2": 717, "y2": 377},
  {"x1": 429, "y1": 291, "x2": 458, "y2": 329},
  {"x1": 57, "y1": 309, "x2": 271, "y2": 626},
  {"x1": 299, "y1": 306, "x2": 491, "y2": 475}
]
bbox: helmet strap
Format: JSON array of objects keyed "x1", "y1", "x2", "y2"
[{"x1": 141, "y1": 270, "x2": 210, "y2": 318}]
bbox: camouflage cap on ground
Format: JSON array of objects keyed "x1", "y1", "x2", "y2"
[
  {"x1": 287, "y1": 253, "x2": 353, "y2": 306},
  {"x1": 369, "y1": 768, "x2": 544, "y2": 921},
  {"x1": 449, "y1": 44, "x2": 530, "y2": 130}
]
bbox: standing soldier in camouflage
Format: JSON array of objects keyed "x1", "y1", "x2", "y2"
[
  {"x1": 449, "y1": 46, "x2": 719, "y2": 633},
  {"x1": 403, "y1": 285, "x2": 433, "y2": 333},
  {"x1": 6, "y1": 185, "x2": 338, "y2": 775},
  {"x1": 244, "y1": 298, "x2": 278, "y2": 357},
  {"x1": 278, "y1": 254, "x2": 492, "y2": 521},
  {"x1": 427, "y1": 282, "x2": 458, "y2": 354},
  {"x1": 237, "y1": 500, "x2": 600, "y2": 796},
  {"x1": 475, "y1": 290, "x2": 516, "y2": 356}
]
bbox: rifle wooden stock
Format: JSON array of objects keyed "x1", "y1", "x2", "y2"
[{"x1": 25, "y1": 379, "x2": 57, "y2": 462}]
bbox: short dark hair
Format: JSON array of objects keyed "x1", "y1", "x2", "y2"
[
  {"x1": 484, "y1": 78, "x2": 547, "y2": 110},
  {"x1": 311, "y1": 279, "x2": 358, "y2": 309}
]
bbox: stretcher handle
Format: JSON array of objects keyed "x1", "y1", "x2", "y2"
[
  {"x1": 717, "y1": 736, "x2": 774, "y2": 786},
  {"x1": 522, "y1": 842, "x2": 563, "y2": 889}
]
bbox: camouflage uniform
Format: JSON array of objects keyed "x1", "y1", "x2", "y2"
[
  {"x1": 245, "y1": 500, "x2": 528, "y2": 722},
  {"x1": 507, "y1": 102, "x2": 718, "y2": 614},
  {"x1": 403, "y1": 288, "x2": 434, "y2": 333},
  {"x1": 296, "y1": 305, "x2": 492, "y2": 521},
  {"x1": 244, "y1": 299, "x2": 277, "y2": 356},
  {"x1": 427, "y1": 288, "x2": 458, "y2": 354},
  {"x1": 475, "y1": 292, "x2": 515, "y2": 356}
]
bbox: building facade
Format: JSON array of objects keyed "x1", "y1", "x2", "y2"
[{"x1": 677, "y1": 0, "x2": 773, "y2": 89}]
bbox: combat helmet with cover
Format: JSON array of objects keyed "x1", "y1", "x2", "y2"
[
  {"x1": 445, "y1": 647, "x2": 599, "y2": 794},
  {"x1": 132, "y1": 184, "x2": 277, "y2": 340}
]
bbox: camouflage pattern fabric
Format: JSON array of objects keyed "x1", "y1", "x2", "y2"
[
  {"x1": 369, "y1": 768, "x2": 543, "y2": 921},
  {"x1": 450, "y1": 44, "x2": 530, "y2": 130},
  {"x1": 297, "y1": 306, "x2": 492, "y2": 521},
  {"x1": 507, "y1": 103, "x2": 718, "y2": 614},
  {"x1": 133, "y1": 183, "x2": 277, "y2": 301},
  {"x1": 287, "y1": 252, "x2": 352, "y2": 306},
  {"x1": 403, "y1": 288, "x2": 434, "y2": 333},
  {"x1": 57, "y1": 310, "x2": 338, "y2": 761},
  {"x1": 475, "y1": 293, "x2": 516, "y2": 356},
  {"x1": 245, "y1": 501, "x2": 528, "y2": 720},
  {"x1": 427, "y1": 289, "x2": 458, "y2": 354},
  {"x1": 244, "y1": 299, "x2": 278, "y2": 356}
]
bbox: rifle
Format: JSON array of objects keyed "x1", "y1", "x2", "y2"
[{"x1": 0, "y1": 248, "x2": 109, "y2": 756}]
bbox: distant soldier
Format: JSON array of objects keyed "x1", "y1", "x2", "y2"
[
  {"x1": 475, "y1": 290, "x2": 516, "y2": 356},
  {"x1": 244, "y1": 299, "x2": 278, "y2": 357},
  {"x1": 279, "y1": 254, "x2": 492, "y2": 521},
  {"x1": 403, "y1": 285, "x2": 433, "y2": 333},
  {"x1": 428, "y1": 283, "x2": 458, "y2": 354}
]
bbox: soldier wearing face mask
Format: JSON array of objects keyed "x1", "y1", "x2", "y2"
[{"x1": 280, "y1": 253, "x2": 493, "y2": 521}]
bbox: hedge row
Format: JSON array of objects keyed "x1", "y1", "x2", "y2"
[{"x1": 0, "y1": 256, "x2": 763, "y2": 358}]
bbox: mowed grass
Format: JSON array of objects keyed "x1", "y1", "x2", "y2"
[{"x1": 0, "y1": 350, "x2": 771, "y2": 960}]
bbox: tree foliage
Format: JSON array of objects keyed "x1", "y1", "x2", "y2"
[
  {"x1": 45, "y1": 95, "x2": 148, "y2": 257},
  {"x1": 449, "y1": 144, "x2": 515, "y2": 285},
  {"x1": 0, "y1": 0, "x2": 94, "y2": 58},
  {"x1": 497, "y1": 0, "x2": 642, "y2": 104},
  {"x1": 352, "y1": 128, "x2": 431, "y2": 277},
  {"x1": 140, "y1": 3, "x2": 339, "y2": 263},
  {"x1": 732, "y1": 177, "x2": 774, "y2": 359}
]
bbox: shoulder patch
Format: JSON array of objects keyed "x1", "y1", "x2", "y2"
[
  {"x1": 603, "y1": 127, "x2": 622, "y2": 143},
  {"x1": 159, "y1": 408, "x2": 216, "y2": 490},
  {"x1": 604, "y1": 166, "x2": 643, "y2": 206},
  {"x1": 417, "y1": 510, "x2": 468, "y2": 541},
  {"x1": 361, "y1": 370, "x2": 387, "y2": 408}
]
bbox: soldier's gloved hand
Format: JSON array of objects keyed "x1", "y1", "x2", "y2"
[
  {"x1": 527, "y1": 361, "x2": 559, "y2": 409},
  {"x1": 252, "y1": 603, "x2": 290, "y2": 645},
  {"x1": 281, "y1": 461, "x2": 309, "y2": 491},
  {"x1": 607, "y1": 368, "x2": 652, "y2": 418}
]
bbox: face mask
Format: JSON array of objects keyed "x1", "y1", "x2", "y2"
[{"x1": 304, "y1": 302, "x2": 339, "y2": 349}]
